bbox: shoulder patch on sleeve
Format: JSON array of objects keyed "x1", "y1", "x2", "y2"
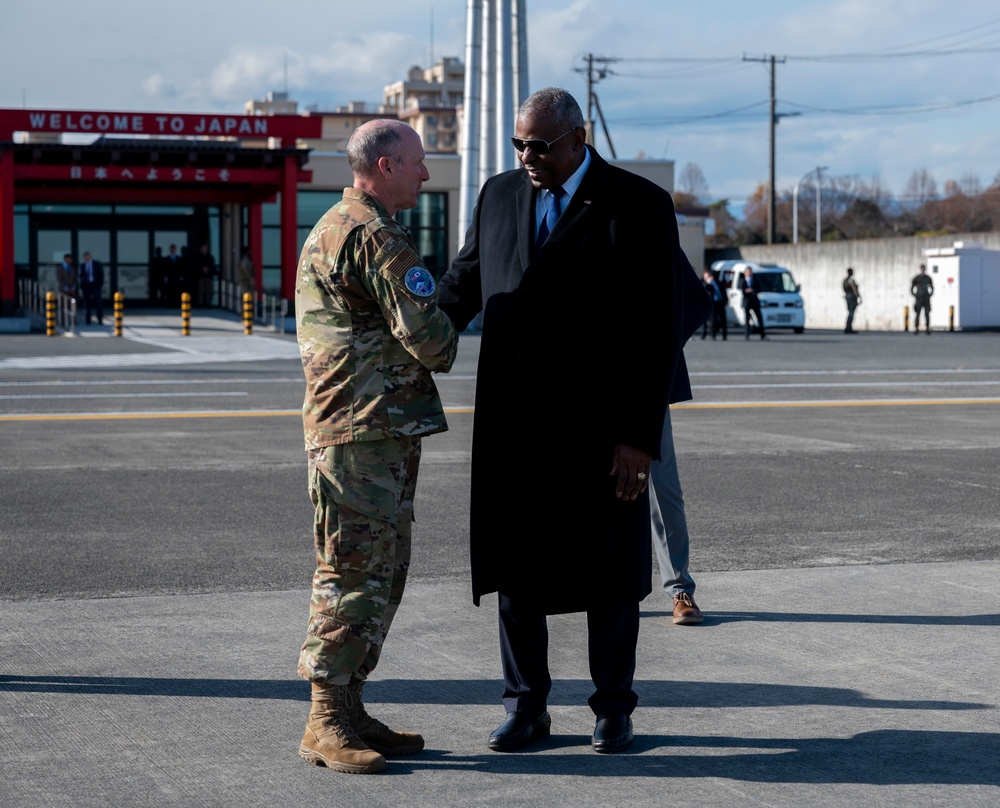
[
  {"x1": 363, "y1": 223, "x2": 436, "y2": 297},
  {"x1": 402, "y1": 265, "x2": 436, "y2": 297},
  {"x1": 381, "y1": 240, "x2": 421, "y2": 280}
]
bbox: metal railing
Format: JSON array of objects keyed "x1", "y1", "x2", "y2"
[
  {"x1": 219, "y1": 280, "x2": 289, "y2": 333},
  {"x1": 18, "y1": 279, "x2": 78, "y2": 335}
]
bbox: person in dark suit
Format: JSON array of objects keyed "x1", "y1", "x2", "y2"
[
  {"x1": 55, "y1": 253, "x2": 77, "y2": 299},
  {"x1": 195, "y1": 243, "x2": 217, "y2": 307},
  {"x1": 439, "y1": 87, "x2": 692, "y2": 755},
  {"x1": 701, "y1": 268, "x2": 727, "y2": 340},
  {"x1": 79, "y1": 251, "x2": 104, "y2": 325},
  {"x1": 738, "y1": 266, "x2": 766, "y2": 340},
  {"x1": 651, "y1": 253, "x2": 712, "y2": 628},
  {"x1": 164, "y1": 244, "x2": 182, "y2": 305}
]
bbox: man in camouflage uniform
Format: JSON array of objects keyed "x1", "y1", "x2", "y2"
[
  {"x1": 911, "y1": 263, "x2": 934, "y2": 334},
  {"x1": 294, "y1": 119, "x2": 458, "y2": 774}
]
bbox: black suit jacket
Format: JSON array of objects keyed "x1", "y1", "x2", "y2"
[
  {"x1": 80, "y1": 260, "x2": 104, "y2": 293},
  {"x1": 738, "y1": 273, "x2": 760, "y2": 306},
  {"x1": 440, "y1": 146, "x2": 690, "y2": 612}
]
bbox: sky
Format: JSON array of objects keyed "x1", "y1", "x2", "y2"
[{"x1": 3, "y1": 0, "x2": 1000, "y2": 215}]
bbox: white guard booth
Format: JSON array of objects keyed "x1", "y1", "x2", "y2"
[{"x1": 922, "y1": 242, "x2": 1000, "y2": 330}]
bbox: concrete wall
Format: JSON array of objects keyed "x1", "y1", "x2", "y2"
[{"x1": 736, "y1": 233, "x2": 1000, "y2": 331}]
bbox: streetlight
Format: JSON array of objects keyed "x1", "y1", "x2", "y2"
[{"x1": 792, "y1": 166, "x2": 827, "y2": 245}]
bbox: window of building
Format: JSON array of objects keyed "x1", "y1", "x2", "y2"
[
  {"x1": 256, "y1": 190, "x2": 341, "y2": 294},
  {"x1": 258, "y1": 189, "x2": 448, "y2": 293},
  {"x1": 396, "y1": 192, "x2": 448, "y2": 277}
]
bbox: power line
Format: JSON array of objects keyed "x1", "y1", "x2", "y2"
[
  {"x1": 780, "y1": 90, "x2": 1000, "y2": 117},
  {"x1": 614, "y1": 88, "x2": 1000, "y2": 128},
  {"x1": 787, "y1": 45, "x2": 1000, "y2": 62},
  {"x1": 613, "y1": 100, "x2": 769, "y2": 126}
]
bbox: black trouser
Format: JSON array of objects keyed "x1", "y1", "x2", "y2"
[
  {"x1": 701, "y1": 300, "x2": 726, "y2": 339},
  {"x1": 845, "y1": 295, "x2": 858, "y2": 331},
  {"x1": 497, "y1": 592, "x2": 640, "y2": 717},
  {"x1": 744, "y1": 301, "x2": 765, "y2": 338},
  {"x1": 82, "y1": 287, "x2": 103, "y2": 324}
]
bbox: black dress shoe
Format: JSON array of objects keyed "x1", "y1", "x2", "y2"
[
  {"x1": 488, "y1": 710, "x2": 551, "y2": 752},
  {"x1": 592, "y1": 714, "x2": 633, "y2": 754}
]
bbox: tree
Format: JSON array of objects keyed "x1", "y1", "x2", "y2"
[
  {"x1": 677, "y1": 162, "x2": 710, "y2": 204},
  {"x1": 733, "y1": 183, "x2": 769, "y2": 245},
  {"x1": 902, "y1": 169, "x2": 937, "y2": 208},
  {"x1": 728, "y1": 165, "x2": 1000, "y2": 244},
  {"x1": 836, "y1": 199, "x2": 894, "y2": 240},
  {"x1": 706, "y1": 199, "x2": 740, "y2": 247}
]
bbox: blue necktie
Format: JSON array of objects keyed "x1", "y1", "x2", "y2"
[{"x1": 535, "y1": 186, "x2": 565, "y2": 248}]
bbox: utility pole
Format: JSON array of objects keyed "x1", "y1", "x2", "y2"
[
  {"x1": 742, "y1": 53, "x2": 795, "y2": 244},
  {"x1": 585, "y1": 53, "x2": 595, "y2": 142},
  {"x1": 575, "y1": 54, "x2": 619, "y2": 155},
  {"x1": 768, "y1": 54, "x2": 778, "y2": 245}
]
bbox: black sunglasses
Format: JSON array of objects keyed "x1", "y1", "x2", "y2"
[{"x1": 509, "y1": 128, "x2": 577, "y2": 155}]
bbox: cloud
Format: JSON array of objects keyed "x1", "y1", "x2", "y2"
[
  {"x1": 141, "y1": 74, "x2": 177, "y2": 102},
  {"x1": 138, "y1": 32, "x2": 437, "y2": 113}
]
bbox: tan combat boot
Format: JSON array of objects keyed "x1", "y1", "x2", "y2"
[
  {"x1": 347, "y1": 678, "x2": 425, "y2": 756},
  {"x1": 299, "y1": 683, "x2": 387, "y2": 774}
]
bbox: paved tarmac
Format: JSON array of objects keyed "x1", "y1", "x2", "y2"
[{"x1": 1, "y1": 312, "x2": 998, "y2": 807}]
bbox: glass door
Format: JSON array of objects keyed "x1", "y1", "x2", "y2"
[
  {"x1": 78, "y1": 230, "x2": 112, "y2": 300},
  {"x1": 151, "y1": 230, "x2": 189, "y2": 305},
  {"x1": 35, "y1": 229, "x2": 74, "y2": 293},
  {"x1": 29, "y1": 209, "x2": 206, "y2": 306}
]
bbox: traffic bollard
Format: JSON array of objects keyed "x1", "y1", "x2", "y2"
[
  {"x1": 903, "y1": 306, "x2": 909, "y2": 333},
  {"x1": 949, "y1": 305, "x2": 955, "y2": 332},
  {"x1": 46, "y1": 291, "x2": 56, "y2": 336},
  {"x1": 243, "y1": 292, "x2": 253, "y2": 335},
  {"x1": 114, "y1": 292, "x2": 124, "y2": 336},
  {"x1": 181, "y1": 292, "x2": 191, "y2": 336}
]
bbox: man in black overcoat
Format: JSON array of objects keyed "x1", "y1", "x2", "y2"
[{"x1": 438, "y1": 87, "x2": 692, "y2": 755}]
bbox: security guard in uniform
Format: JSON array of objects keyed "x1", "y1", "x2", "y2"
[
  {"x1": 910, "y1": 263, "x2": 934, "y2": 334},
  {"x1": 294, "y1": 119, "x2": 458, "y2": 774},
  {"x1": 843, "y1": 267, "x2": 861, "y2": 334}
]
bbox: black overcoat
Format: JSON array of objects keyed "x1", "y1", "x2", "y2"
[{"x1": 439, "y1": 147, "x2": 690, "y2": 614}]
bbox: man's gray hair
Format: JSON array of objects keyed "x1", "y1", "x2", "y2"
[
  {"x1": 347, "y1": 119, "x2": 407, "y2": 177},
  {"x1": 518, "y1": 87, "x2": 585, "y2": 130}
]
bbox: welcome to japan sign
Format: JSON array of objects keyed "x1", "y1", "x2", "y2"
[{"x1": 0, "y1": 108, "x2": 322, "y2": 140}]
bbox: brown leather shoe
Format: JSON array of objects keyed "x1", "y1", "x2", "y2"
[{"x1": 672, "y1": 593, "x2": 703, "y2": 625}]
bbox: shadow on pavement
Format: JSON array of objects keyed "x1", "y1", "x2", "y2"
[
  {"x1": 389, "y1": 730, "x2": 1000, "y2": 785},
  {"x1": 1, "y1": 675, "x2": 989, "y2": 712}
]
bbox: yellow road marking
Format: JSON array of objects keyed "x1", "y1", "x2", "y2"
[
  {"x1": 672, "y1": 398, "x2": 1000, "y2": 409},
  {"x1": 1, "y1": 400, "x2": 998, "y2": 423},
  {"x1": 0, "y1": 407, "x2": 478, "y2": 423}
]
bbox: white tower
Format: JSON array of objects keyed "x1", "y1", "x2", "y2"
[{"x1": 458, "y1": 0, "x2": 529, "y2": 251}]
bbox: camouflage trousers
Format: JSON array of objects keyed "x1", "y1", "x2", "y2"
[{"x1": 298, "y1": 436, "x2": 421, "y2": 685}]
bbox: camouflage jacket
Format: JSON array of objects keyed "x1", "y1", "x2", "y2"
[{"x1": 295, "y1": 188, "x2": 458, "y2": 449}]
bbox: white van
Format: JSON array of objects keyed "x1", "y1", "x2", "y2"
[{"x1": 710, "y1": 260, "x2": 806, "y2": 333}]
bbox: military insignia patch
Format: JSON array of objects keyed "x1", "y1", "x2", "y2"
[{"x1": 404, "y1": 266, "x2": 436, "y2": 297}]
